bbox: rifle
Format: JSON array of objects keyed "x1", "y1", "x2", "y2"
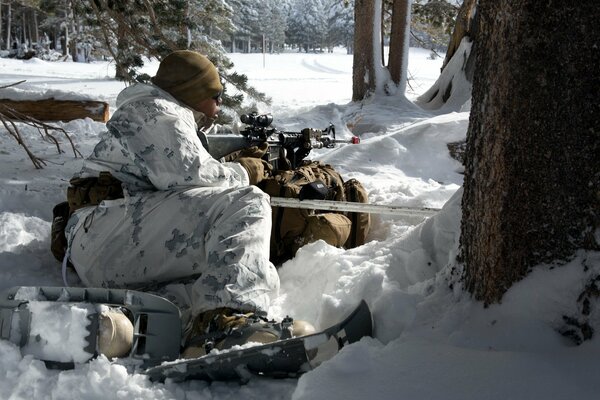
[
  {"x1": 207, "y1": 113, "x2": 437, "y2": 219},
  {"x1": 207, "y1": 112, "x2": 360, "y2": 170}
]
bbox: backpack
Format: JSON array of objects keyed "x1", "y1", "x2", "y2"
[
  {"x1": 259, "y1": 161, "x2": 370, "y2": 264},
  {"x1": 50, "y1": 172, "x2": 124, "y2": 262}
]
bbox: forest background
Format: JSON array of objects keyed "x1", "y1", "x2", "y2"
[{"x1": 0, "y1": 0, "x2": 460, "y2": 108}]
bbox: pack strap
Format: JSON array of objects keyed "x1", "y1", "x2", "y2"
[
  {"x1": 348, "y1": 188, "x2": 359, "y2": 248},
  {"x1": 61, "y1": 247, "x2": 71, "y2": 287},
  {"x1": 273, "y1": 185, "x2": 287, "y2": 255}
]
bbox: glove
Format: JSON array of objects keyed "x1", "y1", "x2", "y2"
[
  {"x1": 223, "y1": 142, "x2": 269, "y2": 162},
  {"x1": 236, "y1": 157, "x2": 272, "y2": 185}
]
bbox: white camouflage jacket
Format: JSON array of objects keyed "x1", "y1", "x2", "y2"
[{"x1": 78, "y1": 83, "x2": 249, "y2": 192}]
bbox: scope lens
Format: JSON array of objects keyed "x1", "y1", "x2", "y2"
[{"x1": 257, "y1": 114, "x2": 273, "y2": 127}]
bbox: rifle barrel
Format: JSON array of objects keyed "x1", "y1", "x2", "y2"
[{"x1": 269, "y1": 197, "x2": 439, "y2": 217}]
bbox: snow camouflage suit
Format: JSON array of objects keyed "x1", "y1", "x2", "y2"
[{"x1": 65, "y1": 83, "x2": 280, "y2": 325}]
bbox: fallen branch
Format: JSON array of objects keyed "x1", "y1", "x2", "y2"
[
  {"x1": 0, "y1": 99, "x2": 109, "y2": 122},
  {"x1": 0, "y1": 80, "x2": 27, "y2": 90},
  {"x1": 0, "y1": 81, "x2": 83, "y2": 169}
]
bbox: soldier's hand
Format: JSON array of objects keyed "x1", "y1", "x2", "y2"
[
  {"x1": 236, "y1": 157, "x2": 272, "y2": 185},
  {"x1": 223, "y1": 142, "x2": 269, "y2": 162}
]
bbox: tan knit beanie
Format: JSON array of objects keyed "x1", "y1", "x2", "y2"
[{"x1": 151, "y1": 50, "x2": 223, "y2": 109}]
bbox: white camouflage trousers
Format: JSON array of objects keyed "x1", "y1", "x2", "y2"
[{"x1": 66, "y1": 185, "x2": 280, "y2": 320}]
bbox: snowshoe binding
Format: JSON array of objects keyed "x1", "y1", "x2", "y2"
[{"x1": 182, "y1": 308, "x2": 316, "y2": 358}]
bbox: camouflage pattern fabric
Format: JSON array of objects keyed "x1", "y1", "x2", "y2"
[{"x1": 65, "y1": 83, "x2": 279, "y2": 320}]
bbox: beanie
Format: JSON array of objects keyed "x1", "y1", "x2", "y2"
[{"x1": 151, "y1": 50, "x2": 223, "y2": 109}]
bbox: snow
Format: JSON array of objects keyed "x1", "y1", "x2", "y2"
[
  {"x1": 416, "y1": 37, "x2": 474, "y2": 113},
  {"x1": 1, "y1": 47, "x2": 599, "y2": 399},
  {"x1": 20, "y1": 301, "x2": 94, "y2": 363}
]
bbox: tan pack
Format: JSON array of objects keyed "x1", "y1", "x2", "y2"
[
  {"x1": 259, "y1": 161, "x2": 368, "y2": 264},
  {"x1": 67, "y1": 171, "x2": 124, "y2": 214},
  {"x1": 50, "y1": 171, "x2": 124, "y2": 262},
  {"x1": 293, "y1": 213, "x2": 352, "y2": 254}
]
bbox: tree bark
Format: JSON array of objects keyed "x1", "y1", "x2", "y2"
[
  {"x1": 460, "y1": 1, "x2": 600, "y2": 304},
  {"x1": 352, "y1": 0, "x2": 375, "y2": 101},
  {"x1": 0, "y1": 3, "x2": 3, "y2": 50},
  {"x1": 0, "y1": 99, "x2": 110, "y2": 122},
  {"x1": 387, "y1": 0, "x2": 409, "y2": 88},
  {"x1": 115, "y1": 29, "x2": 129, "y2": 80}
]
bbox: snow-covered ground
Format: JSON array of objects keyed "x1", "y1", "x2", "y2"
[{"x1": 0, "y1": 48, "x2": 598, "y2": 399}]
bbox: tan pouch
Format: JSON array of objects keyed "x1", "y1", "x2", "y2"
[
  {"x1": 67, "y1": 171, "x2": 123, "y2": 213},
  {"x1": 294, "y1": 213, "x2": 352, "y2": 254}
]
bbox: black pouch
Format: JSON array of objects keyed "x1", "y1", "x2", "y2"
[
  {"x1": 299, "y1": 180, "x2": 330, "y2": 200},
  {"x1": 50, "y1": 201, "x2": 70, "y2": 262}
]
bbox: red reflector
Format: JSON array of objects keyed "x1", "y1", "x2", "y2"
[{"x1": 351, "y1": 136, "x2": 360, "y2": 144}]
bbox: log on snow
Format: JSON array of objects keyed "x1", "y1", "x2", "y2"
[{"x1": 0, "y1": 98, "x2": 109, "y2": 122}]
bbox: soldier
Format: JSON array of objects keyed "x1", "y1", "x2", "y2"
[{"x1": 65, "y1": 50, "x2": 312, "y2": 358}]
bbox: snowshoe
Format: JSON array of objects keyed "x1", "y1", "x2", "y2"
[
  {"x1": 0, "y1": 286, "x2": 181, "y2": 368},
  {"x1": 0, "y1": 286, "x2": 374, "y2": 383}
]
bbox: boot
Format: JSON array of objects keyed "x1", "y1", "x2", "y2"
[
  {"x1": 97, "y1": 308, "x2": 134, "y2": 359},
  {"x1": 182, "y1": 308, "x2": 315, "y2": 359}
]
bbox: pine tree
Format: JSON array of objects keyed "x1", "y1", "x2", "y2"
[
  {"x1": 82, "y1": 0, "x2": 268, "y2": 113},
  {"x1": 230, "y1": 0, "x2": 260, "y2": 52},
  {"x1": 327, "y1": 0, "x2": 354, "y2": 53},
  {"x1": 287, "y1": 0, "x2": 327, "y2": 52},
  {"x1": 261, "y1": 0, "x2": 287, "y2": 53}
]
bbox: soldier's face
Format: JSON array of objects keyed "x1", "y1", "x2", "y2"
[{"x1": 195, "y1": 92, "x2": 221, "y2": 119}]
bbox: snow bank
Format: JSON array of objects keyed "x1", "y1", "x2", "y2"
[{"x1": 1, "y1": 48, "x2": 599, "y2": 400}]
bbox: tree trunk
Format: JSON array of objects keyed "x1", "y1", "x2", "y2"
[
  {"x1": 0, "y1": 3, "x2": 3, "y2": 50},
  {"x1": 53, "y1": 28, "x2": 58, "y2": 49},
  {"x1": 442, "y1": 0, "x2": 477, "y2": 72},
  {"x1": 68, "y1": 3, "x2": 77, "y2": 61},
  {"x1": 5, "y1": 1, "x2": 11, "y2": 51},
  {"x1": 352, "y1": 0, "x2": 375, "y2": 101},
  {"x1": 61, "y1": 25, "x2": 68, "y2": 56},
  {"x1": 21, "y1": 10, "x2": 31, "y2": 48},
  {"x1": 32, "y1": 10, "x2": 38, "y2": 44},
  {"x1": 387, "y1": 0, "x2": 410, "y2": 89},
  {"x1": 380, "y1": 3, "x2": 385, "y2": 66},
  {"x1": 0, "y1": 99, "x2": 110, "y2": 122},
  {"x1": 460, "y1": 0, "x2": 600, "y2": 305},
  {"x1": 27, "y1": 10, "x2": 33, "y2": 46},
  {"x1": 115, "y1": 27, "x2": 129, "y2": 80}
]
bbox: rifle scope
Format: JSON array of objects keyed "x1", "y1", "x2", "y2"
[{"x1": 241, "y1": 112, "x2": 273, "y2": 128}]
